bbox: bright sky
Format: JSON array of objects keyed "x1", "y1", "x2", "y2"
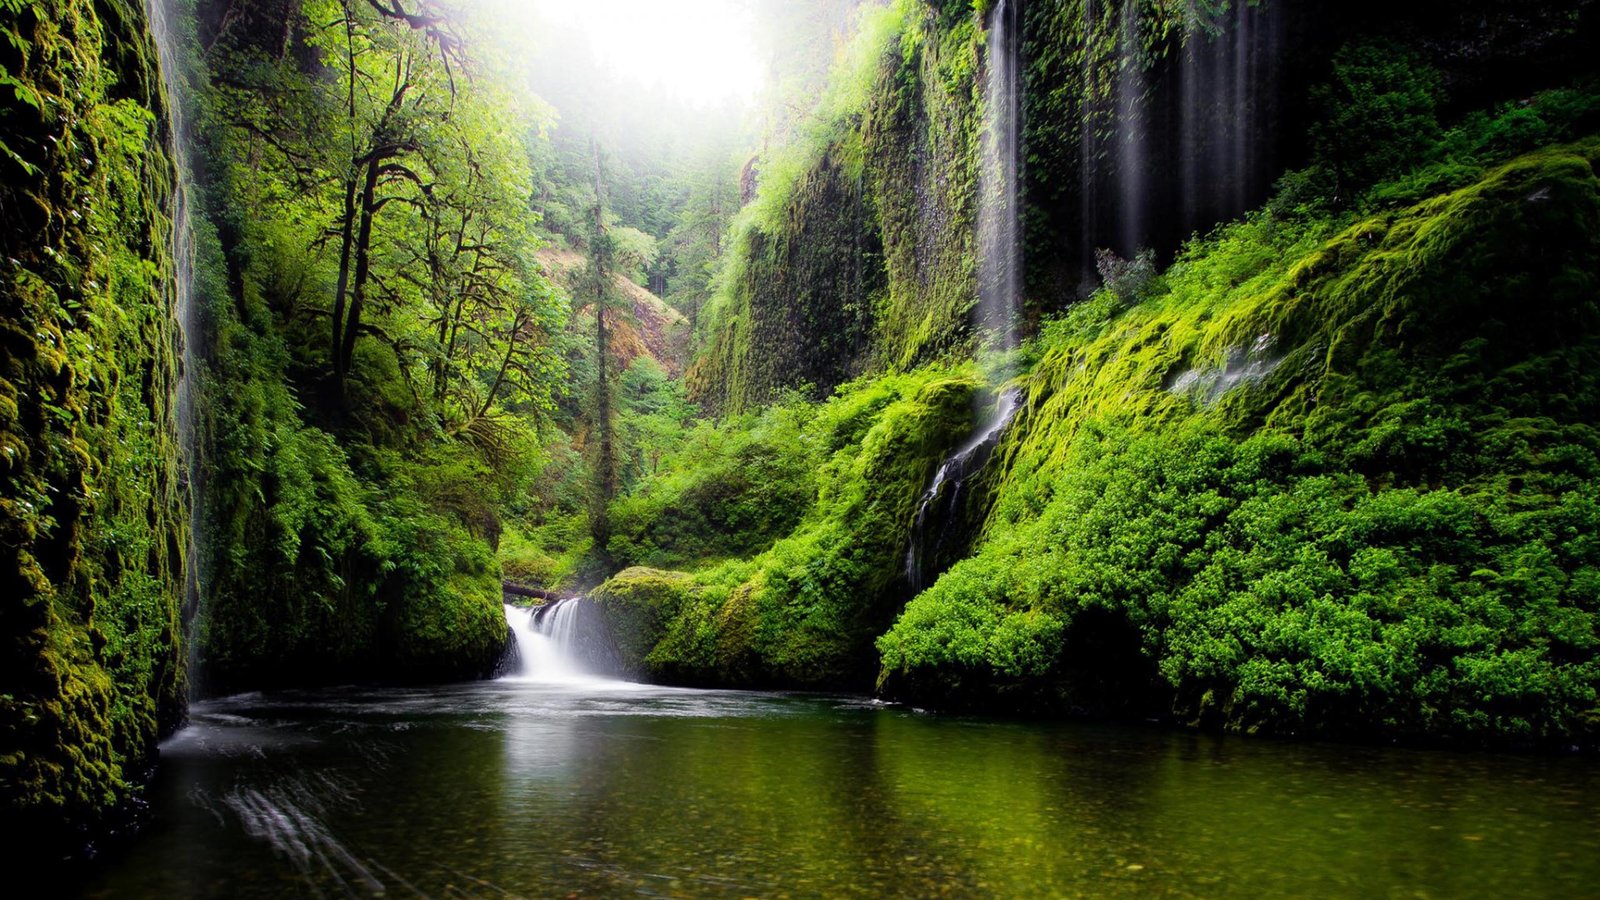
[{"x1": 511, "y1": 0, "x2": 763, "y2": 107}]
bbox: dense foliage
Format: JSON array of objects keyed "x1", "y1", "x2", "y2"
[
  {"x1": 7, "y1": 0, "x2": 1600, "y2": 864},
  {"x1": 592, "y1": 2, "x2": 1600, "y2": 746},
  {"x1": 181, "y1": 0, "x2": 570, "y2": 690},
  {"x1": 879, "y1": 138, "x2": 1600, "y2": 743}
]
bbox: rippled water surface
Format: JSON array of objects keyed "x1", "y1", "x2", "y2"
[{"x1": 79, "y1": 679, "x2": 1600, "y2": 897}]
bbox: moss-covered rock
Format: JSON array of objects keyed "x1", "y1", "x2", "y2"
[
  {"x1": 630, "y1": 368, "x2": 982, "y2": 687},
  {"x1": 0, "y1": 0, "x2": 188, "y2": 858},
  {"x1": 590, "y1": 567, "x2": 698, "y2": 679}
]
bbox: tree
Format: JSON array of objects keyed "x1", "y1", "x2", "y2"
[
  {"x1": 321, "y1": 0, "x2": 459, "y2": 391},
  {"x1": 582, "y1": 139, "x2": 620, "y2": 554}
]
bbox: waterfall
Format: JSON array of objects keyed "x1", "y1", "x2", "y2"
[
  {"x1": 1113, "y1": 0, "x2": 1147, "y2": 255},
  {"x1": 905, "y1": 391, "x2": 1021, "y2": 593},
  {"x1": 1080, "y1": 0, "x2": 1284, "y2": 283},
  {"x1": 145, "y1": 0, "x2": 205, "y2": 693},
  {"x1": 904, "y1": 1, "x2": 1027, "y2": 594},
  {"x1": 501, "y1": 600, "x2": 614, "y2": 683},
  {"x1": 977, "y1": 0, "x2": 1021, "y2": 353},
  {"x1": 1176, "y1": 1, "x2": 1283, "y2": 239}
]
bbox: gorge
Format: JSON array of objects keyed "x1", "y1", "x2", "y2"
[{"x1": 3, "y1": 0, "x2": 1600, "y2": 893}]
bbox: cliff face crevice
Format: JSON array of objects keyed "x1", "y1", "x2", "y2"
[{"x1": 0, "y1": 0, "x2": 188, "y2": 858}]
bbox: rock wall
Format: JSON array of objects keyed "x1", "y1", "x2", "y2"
[{"x1": 0, "y1": 0, "x2": 188, "y2": 859}]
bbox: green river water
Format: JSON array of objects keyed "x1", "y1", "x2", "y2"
[{"x1": 77, "y1": 674, "x2": 1599, "y2": 898}]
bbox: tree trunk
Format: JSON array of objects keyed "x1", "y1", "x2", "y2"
[
  {"x1": 590, "y1": 140, "x2": 615, "y2": 554},
  {"x1": 337, "y1": 154, "x2": 383, "y2": 382},
  {"x1": 331, "y1": 171, "x2": 359, "y2": 384}
]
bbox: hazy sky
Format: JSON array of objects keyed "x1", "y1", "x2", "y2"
[{"x1": 510, "y1": 0, "x2": 763, "y2": 107}]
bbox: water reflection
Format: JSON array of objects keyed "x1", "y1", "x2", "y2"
[{"x1": 78, "y1": 682, "x2": 1600, "y2": 898}]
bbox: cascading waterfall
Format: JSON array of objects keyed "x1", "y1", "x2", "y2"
[
  {"x1": 905, "y1": 0, "x2": 1025, "y2": 593},
  {"x1": 145, "y1": 0, "x2": 205, "y2": 692},
  {"x1": 502, "y1": 600, "x2": 608, "y2": 682},
  {"x1": 905, "y1": 391, "x2": 1021, "y2": 592}
]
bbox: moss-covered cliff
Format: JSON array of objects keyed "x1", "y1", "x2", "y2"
[
  {"x1": 692, "y1": 0, "x2": 1600, "y2": 410},
  {"x1": 605, "y1": 1, "x2": 1600, "y2": 745},
  {"x1": 0, "y1": 0, "x2": 188, "y2": 857},
  {"x1": 878, "y1": 140, "x2": 1600, "y2": 744},
  {"x1": 604, "y1": 134, "x2": 1600, "y2": 744},
  {"x1": 689, "y1": 0, "x2": 982, "y2": 412}
]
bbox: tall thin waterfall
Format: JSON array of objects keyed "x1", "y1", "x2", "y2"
[
  {"x1": 977, "y1": 0, "x2": 1021, "y2": 354},
  {"x1": 1177, "y1": 1, "x2": 1283, "y2": 238},
  {"x1": 905, "y1": 0, "x2": 1026, "y2": 593},
  {"x1": 1079, "y1": 0, "x2": 1284, "y2": 279},
  {"x1": 1113, "y1": 0, "x2": 1147, "y2": 255},
  {"x1": 145, "y1": 0, "x2": 204, "y2": 691}
]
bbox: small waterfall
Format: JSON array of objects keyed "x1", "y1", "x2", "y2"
[
  {"x1": 905, "y1": 392, "x2": 1020, "y2": 593},
  {"x1": 1166, "y1": 333, "x2": 1283, "y2": 404},
  {"x1": 501, "y1": 600, "x2": 618, "y2": 682},
  {"x1": 145, "y1": 0, "x2": 205, "y2": 694}
]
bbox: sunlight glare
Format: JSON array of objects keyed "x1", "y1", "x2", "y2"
[{"x1": 511, "y1": 0, "x2": 762, "y2": 107}]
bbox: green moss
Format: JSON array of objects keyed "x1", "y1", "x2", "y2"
[
  {"x1": 0, "y1": 0, "x2": 187, "y2": 855},
  {"x1": 590, "y1": 567, "x2": 699, "y2": 678},
  {"x1": 879, "y1": 139, "x2": 1600, "y2": 744},
  {"x1": 603, "y1": 366, "x2": 982, "y2": 686}
]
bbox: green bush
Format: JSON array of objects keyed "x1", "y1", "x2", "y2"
[
  {"x1": 1309, "y1": 39, "x2": 1443, "y2": 198},
  {"x1": 609, "y1": 399, "x2": 816, "y2": 570}
]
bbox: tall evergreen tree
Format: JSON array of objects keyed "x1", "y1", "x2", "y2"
[{"x1": 583, "y1": 139, "x2": 619, "y2": 554}]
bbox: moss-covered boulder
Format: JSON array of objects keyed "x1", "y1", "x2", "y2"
[
  {"x1": 591, "y1": 567, "x2": 699, "y2": 679},
  {"x1": 625, "y1": 368, "x2": 982, "y2": 688}
]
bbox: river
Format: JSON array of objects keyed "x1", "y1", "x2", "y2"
[{"x1": 78, "y1": 607, "x2": 1600, "y2": 898}]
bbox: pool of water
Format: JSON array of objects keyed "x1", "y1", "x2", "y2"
[{"x1": 78, "y1": 677, "x2": 1600, "y2": 897}]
